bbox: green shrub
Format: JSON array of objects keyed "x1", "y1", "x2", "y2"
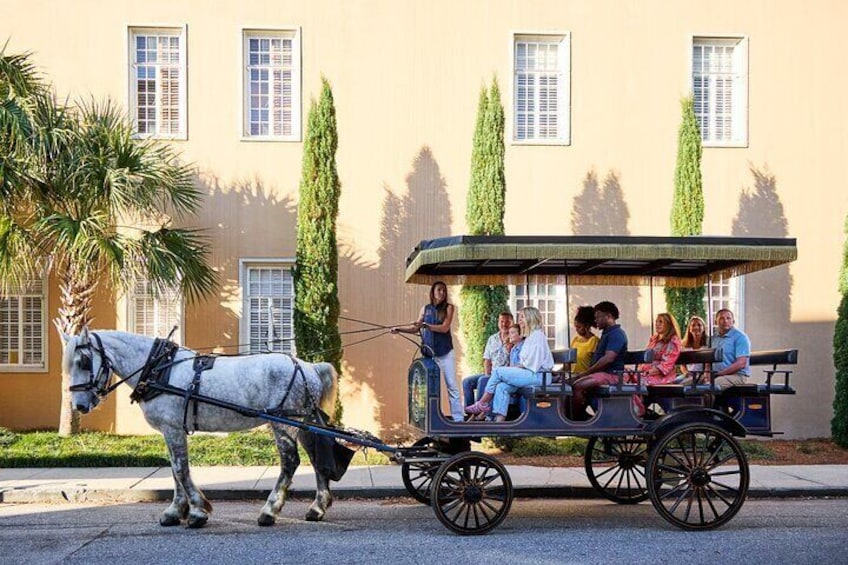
[
  {"x1": 665, "y1": 96, "x2": 706, "y2": 330},
  {"x1": 487, "y1": 436, "x2": 586, "y2": 457},
  {"x1": 832, "y1": 293, "x2": 848, "y2": 447},
  {"x1": 461, "y1": 79, "x2": 508, "y2": 373},
  {"x1": 294, "y1": 77, "x2": 343, "y2": 422},
  {"x1": 740, "y1": 440, "x2": 776, "y2": 461},
  {"x1": 0, "y1": 427, "x2": 19, "y2": 448}
]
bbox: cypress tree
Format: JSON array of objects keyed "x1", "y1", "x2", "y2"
[
  {"x1": 833, "y1": 215, "x2": 848, "y2": 447},
  {"x1": 460, "y1": 79, "x2": 509, "y2": 373},
  {"x1": 665, "y1": 96, "x2": 707, "y2": 330},
  {"x1": 294, "y1": 77, "x2": 343, "y2": 420}
]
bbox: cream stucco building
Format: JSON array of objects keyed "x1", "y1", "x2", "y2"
[{"x1": 1, "y1": 0, "x2": 845, "y2": 439}]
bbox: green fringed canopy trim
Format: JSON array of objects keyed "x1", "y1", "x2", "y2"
[{"x1": 404, "y1": 236, "x2": 797, "y2": 288}]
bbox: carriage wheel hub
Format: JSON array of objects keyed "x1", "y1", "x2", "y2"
[
  {"x1": 464, "y1": 485, "x2": 483, "y2": 503},
  {"x1": 690, "y1": 468, "x2": 710, "y2": 487}
]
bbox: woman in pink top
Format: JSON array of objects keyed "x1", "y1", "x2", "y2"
[
  {"x1": 639, "y1": 313, "x2": 682, "y2": 385},
  {"x1": 633, "y1": 313, "x2": 681, "y2": 416}
]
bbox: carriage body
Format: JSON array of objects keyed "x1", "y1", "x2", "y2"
[{"x1": 401, "y1": 235, "x2": 799, "y2": 533}]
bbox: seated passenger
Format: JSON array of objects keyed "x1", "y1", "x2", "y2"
[
  {"x1": 680, "y1": 309, "x2": 750, "y2": 390},
  {"x1": 678, "y1": 315, "x2": 708, "y2": 382},
  {"x1": 461, "y1": 311, "x2": 513, "y2": 408},
  {"x1": 464, "y1": 307, "x2": 554, "y2": 422},
  {"x1": 469, "y1": 324, "x2": 523, "y2": 421},
  {"x1": 632, "y1": 313, "x2": 682, "y2": 416},
  {"x1": 638, "y1": 313, "x2": 682, "y2": 385},
  {"x1": 570, "y1": 306, "x2": 599, "y2": 375},
  {"x1": 571, "y1": 301, "x2": 628, "y2": 419}
]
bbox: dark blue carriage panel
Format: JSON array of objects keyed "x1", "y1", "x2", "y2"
[{"x1": 407, "y1": 357, "x2": 440, "y2": 432}]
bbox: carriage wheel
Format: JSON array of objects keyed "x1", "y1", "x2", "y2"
[
  {"x1": 430, "y1": 452, "x2": 513, "y2": 535},
  {"x1": 584, "y1": 436, "x2": 650, "y2": 504},
  {"x1": 401, "y1": 438, "x2": 441, "y2": 505},
  {"x1": 647, "y1": 422, "x2": 749, "y2": 530}
]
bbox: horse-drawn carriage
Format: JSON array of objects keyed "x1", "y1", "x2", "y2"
[
  {"x1": 65, "y1": 234, "x2": 798, "y2": 535},
  {"x1": 399, "y1": 235, "x2": 798, "y2": 534}
]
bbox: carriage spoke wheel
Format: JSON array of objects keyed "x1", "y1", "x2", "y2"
[
  {"x1": 430, "y1": 452, "x2": 513, "y2": 535},
  {"x1": 584, "y1": 436, "x2": 650, "y2": 504},
  {"x1": 647, "y1": 423, "x2": 749, "y2": 530},
  {"x1": 401, "y1": 438, "x2": 442, "y2": 505}
]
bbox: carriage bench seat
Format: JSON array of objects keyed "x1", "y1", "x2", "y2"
[
  {"x1": 686, "y1": 349, "x2": 797, "y2": 394},
  {"x1": 532, "y1": 348, "x2": 578, "y2": 397},
  {"x1": 591, "y1": 349, "x2": 653, "y2": 397}
]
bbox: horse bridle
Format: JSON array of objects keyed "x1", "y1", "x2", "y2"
[{"x1": 68, "y1": 333, "x2": 115, "y2": 398}]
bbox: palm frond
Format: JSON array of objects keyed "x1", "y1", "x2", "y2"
[
  {"x1": 125, "y1": 227, "x2": 217, "y2": 303},
  {"x1": 0, "y1": 213, "x2": 43, "y2": 293}
]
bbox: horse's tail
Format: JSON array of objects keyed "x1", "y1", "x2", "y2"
[{"x1": 313, "y1": 362, "x2": 338, "y2": 417}]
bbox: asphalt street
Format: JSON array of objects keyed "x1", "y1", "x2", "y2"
[{"x1": 1, "y1": 498, "x2": 846, "y2": 565}]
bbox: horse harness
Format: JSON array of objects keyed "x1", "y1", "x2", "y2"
[{"x1": 73, "y1": 333, "x2": 324, "y2": 434}]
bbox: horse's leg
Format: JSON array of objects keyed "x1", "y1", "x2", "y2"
[
  {"x1": 161, "y1": 426, "x2": 212, "y2": 528},
  {"x1": 159, "y1": 466, "x2": 189, "y2": 527},
  {"x1": 258, "y1": 424, "x2": 300, "y2": 526},
  {"x1": 299, "y1": 430, "x2": 333, "y2": 522}
]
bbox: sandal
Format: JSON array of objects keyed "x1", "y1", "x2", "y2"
[{"x1": 464, "y1": 400, "x2": 490, "y2": 415}]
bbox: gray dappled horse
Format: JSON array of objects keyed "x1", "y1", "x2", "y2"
[{"x1": 63, "y1": 329, "x2": 338, "y2": 528}]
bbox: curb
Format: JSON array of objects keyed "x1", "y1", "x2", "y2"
[{"x1": 3, "y1": 485, "x2": 846, "y2": 504}]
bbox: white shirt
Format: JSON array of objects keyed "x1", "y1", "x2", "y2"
[
  {"x1": 519, "y1": 329, "x2": 555, "y2": 373},
  {"x1": 483, "y1": 332, "x2": 510, "y2": 369}
]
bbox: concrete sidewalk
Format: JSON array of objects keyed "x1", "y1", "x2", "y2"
[{"x1": 1, "y1": 464, "x2": 846, "y2": 504}]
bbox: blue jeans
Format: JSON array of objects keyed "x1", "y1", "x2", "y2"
[
  {"x1": 485, "y1": 366, "x2": 547, "y2": 417},
  {"x1": 462, "y1": 374, "x2": 485, "y2": 407}
]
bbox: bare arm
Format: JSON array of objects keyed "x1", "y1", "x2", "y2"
[
  {"x1": 483, "y1": 358, "x2": 493, "y2": 376},
  {"x1": 391, "y1": 306, "x2": 426, "y2": 334}
]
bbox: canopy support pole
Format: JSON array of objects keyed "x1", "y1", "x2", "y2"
[{"x1": 565, "y1": 264, "x2": 571, "y2": 347}]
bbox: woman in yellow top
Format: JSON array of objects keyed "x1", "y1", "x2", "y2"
[{"x1": 570, "y1": 306, "x2": 599, "y2": 374}]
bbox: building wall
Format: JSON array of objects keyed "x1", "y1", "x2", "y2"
[{"x1": 1, "y1": 0, "x2": 845, "y2": 438}]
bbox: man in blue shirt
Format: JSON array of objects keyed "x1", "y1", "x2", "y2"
[
  {"x1": 708, "y1": 308, "x2": 751, "y2": 390},
  {"x1": 571, "y1": 301, "x2": 628, "y2": 418}
]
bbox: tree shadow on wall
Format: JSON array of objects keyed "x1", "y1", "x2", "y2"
[
  {"x1": 731, "y1": 165, "x2": 793, "y2": 349},
  {"x1": 569, "y1": 170, "x2": 645, "y2": 344},
  {"x1": 186, "y1": 173, "x2": 298, "y2": 352},
  {"x1": 338, "y1": 146, "x2": 452, "y2": 439}
]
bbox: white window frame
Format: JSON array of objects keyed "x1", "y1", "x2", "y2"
[
  {"x1": 0, "y1": 276, "x2": 47, "y2": 373},
  {"x1": 509, "y1": 282, "x2": 567, "y2": 349},
  {"x1": 241, "y1": 28, "x2": 302, "y2": 142},
  {"x1": 511, "y1": 32, "x2": 571, "y2": 145},
  {"x1": 691, "y1": 35, "x2": 749, "y2": 147},
  {"x1": 705, "y1": 274, "x2": 745, "y2": 332},
  {"x1": 128, "y1": 25, "x2": 188, "y2": 140},
  {"x1": 239, "y1": 259, "x2": 296, "y2": 355},
  {"x1": 127, "y1": 277, "x2": 184, "y2": 344}
]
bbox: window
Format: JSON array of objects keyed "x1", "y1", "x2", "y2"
[
  {"x1": 692, "y1": 37, "x2": 748, "y2": 146},
  {"x1": 243, "y1": 29, "x2": 301, "y2": 140},
  {"x1": 513, "y1": 33, "x2": 570, "y2": 144},
  {"x1": 510, "y1": 282, "x2": 567, "y2": 349},
  {"x1": 241, "y1": 262, "x2": 295, "y2": 355},
  {"x1": 129, "y1": 277, "x2": 183, "y2": 343},
  {"x1": 0, "y1": 277, "x2": 46, "y2": 370},
  {"x1": 129, "y1": 27, "x2": 186, "y2": 138},
  {"x1": 705, "y1": 274, "x2": 745, "y2": 331}
]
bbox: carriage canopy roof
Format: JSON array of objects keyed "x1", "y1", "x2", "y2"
[{"x1": 404, "y1": 235, "x2": 797, "y2": 288}]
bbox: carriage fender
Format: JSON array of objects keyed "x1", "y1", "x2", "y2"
[{"x1": 647, "y1": 408, "x2": 747, "y2": 441}]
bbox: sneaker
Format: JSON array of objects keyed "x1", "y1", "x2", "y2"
[{"x1": 465, "y1": 400, "x2": 490, "y2": 415}]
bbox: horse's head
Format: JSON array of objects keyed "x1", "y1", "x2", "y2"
[{"x1": 62, "y1": 327, "x2": 112, "y2": 414}]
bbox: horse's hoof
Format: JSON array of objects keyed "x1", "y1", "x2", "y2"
[
  {"x1": 187, "y1": 514, "x2": 208, "y2": 529},
  {"x1": 159, "y1": 514, "x2": 182, "y2": 527},
  {"x1": 257, "y1": 513, "x2": 276, "y2": 527},
  {"x1": 305, "y1": 509, "x2": 325, "y2": 522}
]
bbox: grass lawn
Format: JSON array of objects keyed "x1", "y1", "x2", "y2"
[{"x1": 0, "y1": 427, "x2": 389, "y2": 468}]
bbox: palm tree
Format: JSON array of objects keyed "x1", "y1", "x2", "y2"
[{"x1": 1, "y1": 50, "x2": 216, "y2": 435}]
